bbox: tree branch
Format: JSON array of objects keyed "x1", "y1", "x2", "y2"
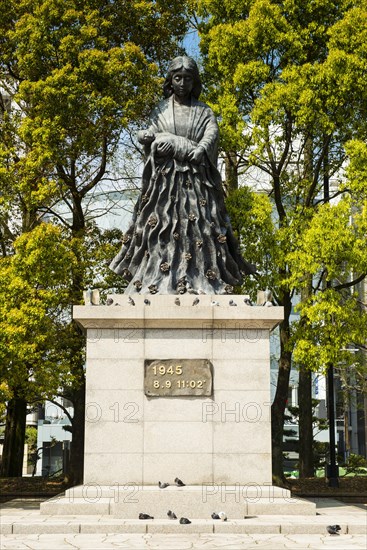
[
  {"x1": 38, "y1": 206, "x2": 73, "y2": 229},
  {"x1": 332, "y1": 273, "x2": 366, "y2": 291},
  {"x1": 305, "y1": 134, "x2": 331, "y2": 207},
  {"x1": 80, "y1": 136, "x2": 108, "y2": 198},
  {"x1": 47, "y1": 398, "x2": 74, "y2": 425}
]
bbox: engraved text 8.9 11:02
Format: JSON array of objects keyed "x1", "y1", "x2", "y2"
[{"x1": 144, "y1": 359, "x2": 213, "y2": 397}]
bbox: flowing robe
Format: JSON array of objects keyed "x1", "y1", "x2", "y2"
[{"x1": 110, "y1": 96, "x2": 255, "y2": 294}]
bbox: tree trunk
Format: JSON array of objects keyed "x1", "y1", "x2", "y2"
[
  {"x1": 298, "y1": 277, "x2": 314, "y2": 478},
  {"x1": 271, "y1": 293, "x2": 292, "y2": 482},
  {"x1": 0, "y1": 395, "x2": 27, "y2": 477},
  {"x1": 67, "y1": 380, "x2": 85, "y2": 485},
  {"x1": 63, "y1": 191, "x2": 87, "y2": 486},
  {"x1": 224, "y1": 151, "x2": 239, "y2": 194},
  {"x1": 298, "y1": 366, "x2": 314, "y2": 477}
]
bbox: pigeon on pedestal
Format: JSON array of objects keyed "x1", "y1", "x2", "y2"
[
  {"x1": 179, "y1": 517, "x2": 191, "y2": 524},
  {"x1": 139, "y1": 513, "x2": 153, "y2": 520},
  {"x1": 327, "y1": 525, "x2": 341, "y2": 535},
  {"x1": 158, "y1": 481, "x2": 170, "y2": 489}
]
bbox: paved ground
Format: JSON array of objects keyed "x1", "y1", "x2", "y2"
[
  {"x1": 1, "y1": 532, "x2": 367, "y2": 549},
  {"x1": 1, "y1": 498, "x2": 366, "y2": 549}
]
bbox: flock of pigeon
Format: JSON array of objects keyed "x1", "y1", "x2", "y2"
[
  {"x1": 158, "y1": 477, "x2": 185, "y2": 489},
  {"x1": 106, "y1": 296, "x2": 263, "y2": 307},
  {"x1": 138, "y1": 478, "x2": 343, "y2": 533},
  {"x1": 139, "y1": 481, "x2": 342, "y2": 535},
  {"x1": 138, "y1": 477, "x2": 228, "y2": 524}
]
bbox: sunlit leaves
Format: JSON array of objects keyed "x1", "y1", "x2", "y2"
[
  {"x1": 286, "y1": 198, "x2": 367, "y2": 287},
  {"x1": 226, "y1": 186, "x2": 278, "y2": 295},
  {"x1": 0, "y1": 224, "x2": 77, "y2": 400},
  {"x1": 292, "y1": 290, "x2": 367, "y2": 372},
  {"x1": 199, "y1": 0, "x2": 367, "y2": 375},
  {"x1": 345, "y1": 140, "x2": 367, "y2": 200}
]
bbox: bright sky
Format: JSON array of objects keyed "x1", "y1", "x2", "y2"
[{"x1": 182, "y1": 28, "x2": 200, "y2": 59}]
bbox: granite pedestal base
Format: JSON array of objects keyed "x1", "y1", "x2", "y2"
[
  {"x1": 41, "y1": 484, "x2": 315, "y2": 517},
  {"x1": 41, "y1": 295, "x2": 315, "y2": 516}
]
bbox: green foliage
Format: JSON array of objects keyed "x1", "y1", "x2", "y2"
[
  {"x1": 225, "y1": 186, "x2": 277, "y2": 296},
  {"x1": 199, "y1": 0, "x2": 367, "y2": 361},
  {"x1": 287, "y1": 400, "x2": 328, "y2": 434},
  {"x1": 0, "y1": 0, "x2": 190, "y2": 477},
  {"x1": 345, "y1": 140, "x2": 367, "y2": 200},
  {"x1": 0, "y1": 0, "x2": 190, "y2": 238},
  {"x1": 198, "y1": 0, "x2": 367, "y2": 477},
  {"x1": 286, "y1": 400, "x2": 329, "y2": 472},
  {"x1": 341, "y1": 453, "x2": 367, "y2": 476},
  {"x1": 286, "y1": 198, "x2": 367, "y2": 372},
  {"x1": 312, "y1": 440, "x2": 329, "y2": 471},
  {"x1": 80, "y1": 225, "x2": 126, "y2": 297},
  {"x1": 292, "y1": 290, "x2": 367, "y2": 373},
  {"x1": 25, "y1": 426, "x2": 37, "y2": 453},
  {"x1": 0, "y1": 382, "x2": 12, "y2": 423},
  {"x1": 0, "y1": 223, "x2": 78, "y2": 402}
]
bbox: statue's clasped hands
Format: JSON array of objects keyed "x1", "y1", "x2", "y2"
[{"x1": 156, "y1": 141, "x2": 174, "y2": 157}]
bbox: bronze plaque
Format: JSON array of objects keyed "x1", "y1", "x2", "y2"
[{"x1": 144, "y1": 359, "x2": 213, "y2": 397}]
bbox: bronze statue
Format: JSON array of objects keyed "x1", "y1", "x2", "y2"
[{"x1": 110, "y1": 56, "x2": 255, "y2": 294}]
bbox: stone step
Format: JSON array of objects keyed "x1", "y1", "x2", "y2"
[
  {"x1": 40, "y1": 486, "x2": 316, "y2": 517},
  {"x1": 1, "y1": 517, "x2": 366, "y2": 536},
  {"x1": 63, "y1": 484, "x2": 292, "y2": 499}
]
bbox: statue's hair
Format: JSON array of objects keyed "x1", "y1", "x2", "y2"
[{"x1": 163, "y1": 56, "x2": 202, "y2": 99}]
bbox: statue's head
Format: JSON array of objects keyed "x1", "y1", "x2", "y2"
[{"x1": 163, "y1": 56, "x2": 202, "y2": 99}]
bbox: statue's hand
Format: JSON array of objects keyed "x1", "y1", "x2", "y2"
[
  {"x1": 156, "y1": 141, "x2": 173, "y2": 157},
  {"x1": 188, "y1": 147, "x2": 204, "y2": 164}
]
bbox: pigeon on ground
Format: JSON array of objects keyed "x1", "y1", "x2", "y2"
[
  {"x1": 229, "y1": 299, "x2": 237, "y2": 306},
  {"x1": 144, "y1": 298, "x2": 151, "y2": 305},
  {"x1": 211, "y1": 512, "x2": 220, "y2": 520},
  {"x1": 174, "y1": 477, "x2": 185, "y2": 487},
  {"x1": 211, "y1": 300, "x2": 219, "y2": 306},
  {"x1": 106, "y1": 297, "x2": 114, "y2": 306},
  {"x1": 179, "y1": 517, "x2": 191, "y2": 524},
  {"x1": 127, "y1": 296, "x2": 135, "y2": 306},
  {"x1": 174, "y1": 297, "x2": 181, "y2": 306},
  {"x1": 158, "y1": 481, "x2": 170, "y2": 489},
  {"x1": 139, "y1": 513, "x2": 154, "y2": 520},
  {"x1": 243, "y1": 296, "x2": 252, "y2": 306},
  {"x1": 167, "y1": 510, "x2": 177, "y2": 520},
  {"x1": 219, "y1": 511, "x2": 227, "y2": 521},
  {"x1": 327, "y1": 525, "x2": 341, "y2": 535},
  {"x1": 192, "y1": 297, "x2": 200, "y2": 306}
]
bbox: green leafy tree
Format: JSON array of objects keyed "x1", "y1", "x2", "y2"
[
  {"x1": 0, "y1": 224, "x2": 78, "y2": 476},
  {"x1": 197, "y1": 0, "x2": 367, "y2": 479},
  {"x1": 0, "y1": 0, "x2": 190, "y2": 480}
]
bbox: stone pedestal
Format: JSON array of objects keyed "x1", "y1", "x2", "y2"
[{"x1": 41, "y1": 294, "x2": 315, "y2": 517}]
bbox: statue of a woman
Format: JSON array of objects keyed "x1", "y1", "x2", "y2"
[{"x1": 110, "y1": 56, "x2": 255, "y2": 294}]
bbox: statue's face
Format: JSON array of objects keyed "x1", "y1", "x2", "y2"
[{"x1": 171, "y1": 69, "x2": 194, "y2": 99}]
